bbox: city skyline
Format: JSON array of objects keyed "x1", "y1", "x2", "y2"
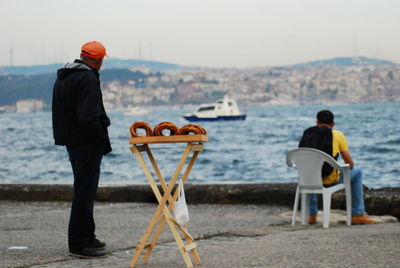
[{"x1": 1, "y1": 0, "x2": 399, "y2": 68}]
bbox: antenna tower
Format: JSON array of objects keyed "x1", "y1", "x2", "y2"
[{"x1": 9, "y1": 41, "x2": 14, "y2": 66}]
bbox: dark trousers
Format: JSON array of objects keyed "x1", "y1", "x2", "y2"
[{"x1": 66, "y1": 143, "x2": 103, "y2": 250}]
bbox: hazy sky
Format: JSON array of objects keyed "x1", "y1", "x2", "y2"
[{"x1": 1, "y1": 0, "x2": 399, "y2": 68}]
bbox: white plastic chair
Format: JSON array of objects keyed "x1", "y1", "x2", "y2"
[{"x1": 286, "y1": 148, "x2": 352, "y2": 228}]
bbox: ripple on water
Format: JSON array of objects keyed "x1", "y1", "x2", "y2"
[
  {"x1": 365, "y1": 146, "x2": 397, "y2": 154},
  {"x1": 385, "y1": 138, "x2": 400, "y2": 145}
]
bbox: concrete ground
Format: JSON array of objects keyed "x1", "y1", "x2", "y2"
[{"x1": 1, "y1": 201, "x2": 399, "y2": 268}]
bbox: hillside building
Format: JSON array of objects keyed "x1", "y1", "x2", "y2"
[{"x1": 16, "y1": 99, "x2": 44, "y2": 113}]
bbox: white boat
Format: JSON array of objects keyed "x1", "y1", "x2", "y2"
[
  {"x1": 183, "y1": 95, "x2": 246, "y2": 122},
  {"x1": 123, "y1": 106, "x2": 150, "y2": 116}
]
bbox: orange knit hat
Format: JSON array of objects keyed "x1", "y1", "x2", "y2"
[{"x1": 81, "y1": 41, "x2": 108, "y2": 59}]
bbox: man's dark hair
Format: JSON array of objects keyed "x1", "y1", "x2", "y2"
[{"x1": 317, "y1": 110, "x2": 334, "y2": 124}]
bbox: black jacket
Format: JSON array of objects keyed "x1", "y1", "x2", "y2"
[{"x1": 52, "y1": 59, "x2": 112, "y2": 155}]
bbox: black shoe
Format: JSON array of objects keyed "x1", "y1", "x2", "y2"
[
  {"x1": 93, "y1": 238, "x2": 106, "y2": 249},
  {"x1": 69, "y1": 247, "x2": 107, "y2": 259}
]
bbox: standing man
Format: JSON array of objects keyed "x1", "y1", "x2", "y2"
[
  {"x1": 299, "y1": 110, "x2": 374, "y2": 225},
  {"x1": 52, "y1": 41, "x2": 112, "y2": 258}
]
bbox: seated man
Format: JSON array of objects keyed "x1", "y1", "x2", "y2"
[{"x1": 299, "y1": 110, "x2": 374, "y2": 225}]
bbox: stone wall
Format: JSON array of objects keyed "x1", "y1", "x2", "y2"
[{"x1": 0, "y1": 183, "x2": 399, "y2": 221}]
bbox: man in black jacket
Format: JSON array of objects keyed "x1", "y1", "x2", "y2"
[{"x1": 52, "y1": 41, "x2": 111, "y2": 258}]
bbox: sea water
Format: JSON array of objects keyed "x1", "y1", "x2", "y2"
[{"x1": 0, "y1": 102, "x2": 399, "y2": 188}]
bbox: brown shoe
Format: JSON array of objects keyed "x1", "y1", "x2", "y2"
[
  {"x1": 352, "y1": 215, "x2": 375, "y2": 225},
  {"x1": 308, "y1": 215, "x2": 317, "y2": 224}
]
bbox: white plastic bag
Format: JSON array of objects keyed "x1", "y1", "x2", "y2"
[{"x1": 174, "y1": 179, "x2": 189, "y2": 226}]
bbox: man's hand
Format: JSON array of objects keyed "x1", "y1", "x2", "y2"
[{"x1": 341, "y1": 150, "x2": 354, "y2": 169}]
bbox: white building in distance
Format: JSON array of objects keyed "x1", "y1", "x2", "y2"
[{"x1": 16, "y1": 99, "x2": 44, "y2": 113}]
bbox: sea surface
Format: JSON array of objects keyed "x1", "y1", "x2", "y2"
[{"x1": 0, "y1": 102, "x2": 399, "y2": 188}]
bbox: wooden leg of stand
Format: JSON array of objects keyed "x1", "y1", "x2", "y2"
[
  {"x1": 142, "y1": 214, "x2": 167, "y2": 263},
  {"x1": 171, "y1": 218, "x2": 201, "y2": 265},
  {"x1": 172, "y1": 150, "x2": 200, "y2": 201},
  {"x1": 183, "y1": 230, "x2": 201, "y2": 265},
  {"x1": 189, "y1": 242, "x2": 201, "y2": 264},
  {"x1": 130, "y1": 145, "x2": 163, "y2": 201},
  {"x1": 146, "y1": 147, "x2": 176, "y2": 205},
  {"x1": 130, "y1": 204, "x2": 164, "y2": 268},
  {"x1": 164, "y1": 208, "x2": 194, "y2": 268}
]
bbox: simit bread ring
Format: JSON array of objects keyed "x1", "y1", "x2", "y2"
[
  {"x1": 153, "y1": 122, "x2": 180, "y2": 136},
  {"x1": 179, "y1": 124, "x2": 207, "y2": 135},
  {"x1": 130, "y1": 121, "x2": 153, "y2": 137}
]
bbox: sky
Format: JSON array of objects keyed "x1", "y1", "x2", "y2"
[{"x1": 1, "y1": 0, "x2": 399, "y2": 68}]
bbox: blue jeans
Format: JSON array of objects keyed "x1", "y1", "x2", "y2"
[{"x1": 309, "y1": 168, "x2": 365, "y2": 216}]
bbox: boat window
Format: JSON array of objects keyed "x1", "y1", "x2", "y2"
[
  {"x1": 228, "y1": 102, "x2": 233, "y2": 106},
  {"x1": 198, "y1": 106, "x2": 215, "y2": 112},
  {"x1": 217, "y1": 101, "x2": 223, "y2": 104}
]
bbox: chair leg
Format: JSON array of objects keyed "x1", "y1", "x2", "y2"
[
  {"x1": 301, "y1": 193, "x2": 309, "y2": 225},
  {"x1": 322, "y1": 193, "x2": 332, "y2": 228},
  {"x1": 305, "y1": 194, "x2": 310, "y2": 218},
  {"x1": 345, "y1": 185, "x2": 352, "y2": 226},
  {"x1": 292, "y1": 187, "x2": 300, "y2": 226}
]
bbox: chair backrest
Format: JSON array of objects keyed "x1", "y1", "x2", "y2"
[{"x1": 286, "y1": 148, "x2": 342, "y2": 189}]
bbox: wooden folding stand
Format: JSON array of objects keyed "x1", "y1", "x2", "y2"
[{"x1": 129, "y1": 135, "x2": 208, "y2": 268}]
